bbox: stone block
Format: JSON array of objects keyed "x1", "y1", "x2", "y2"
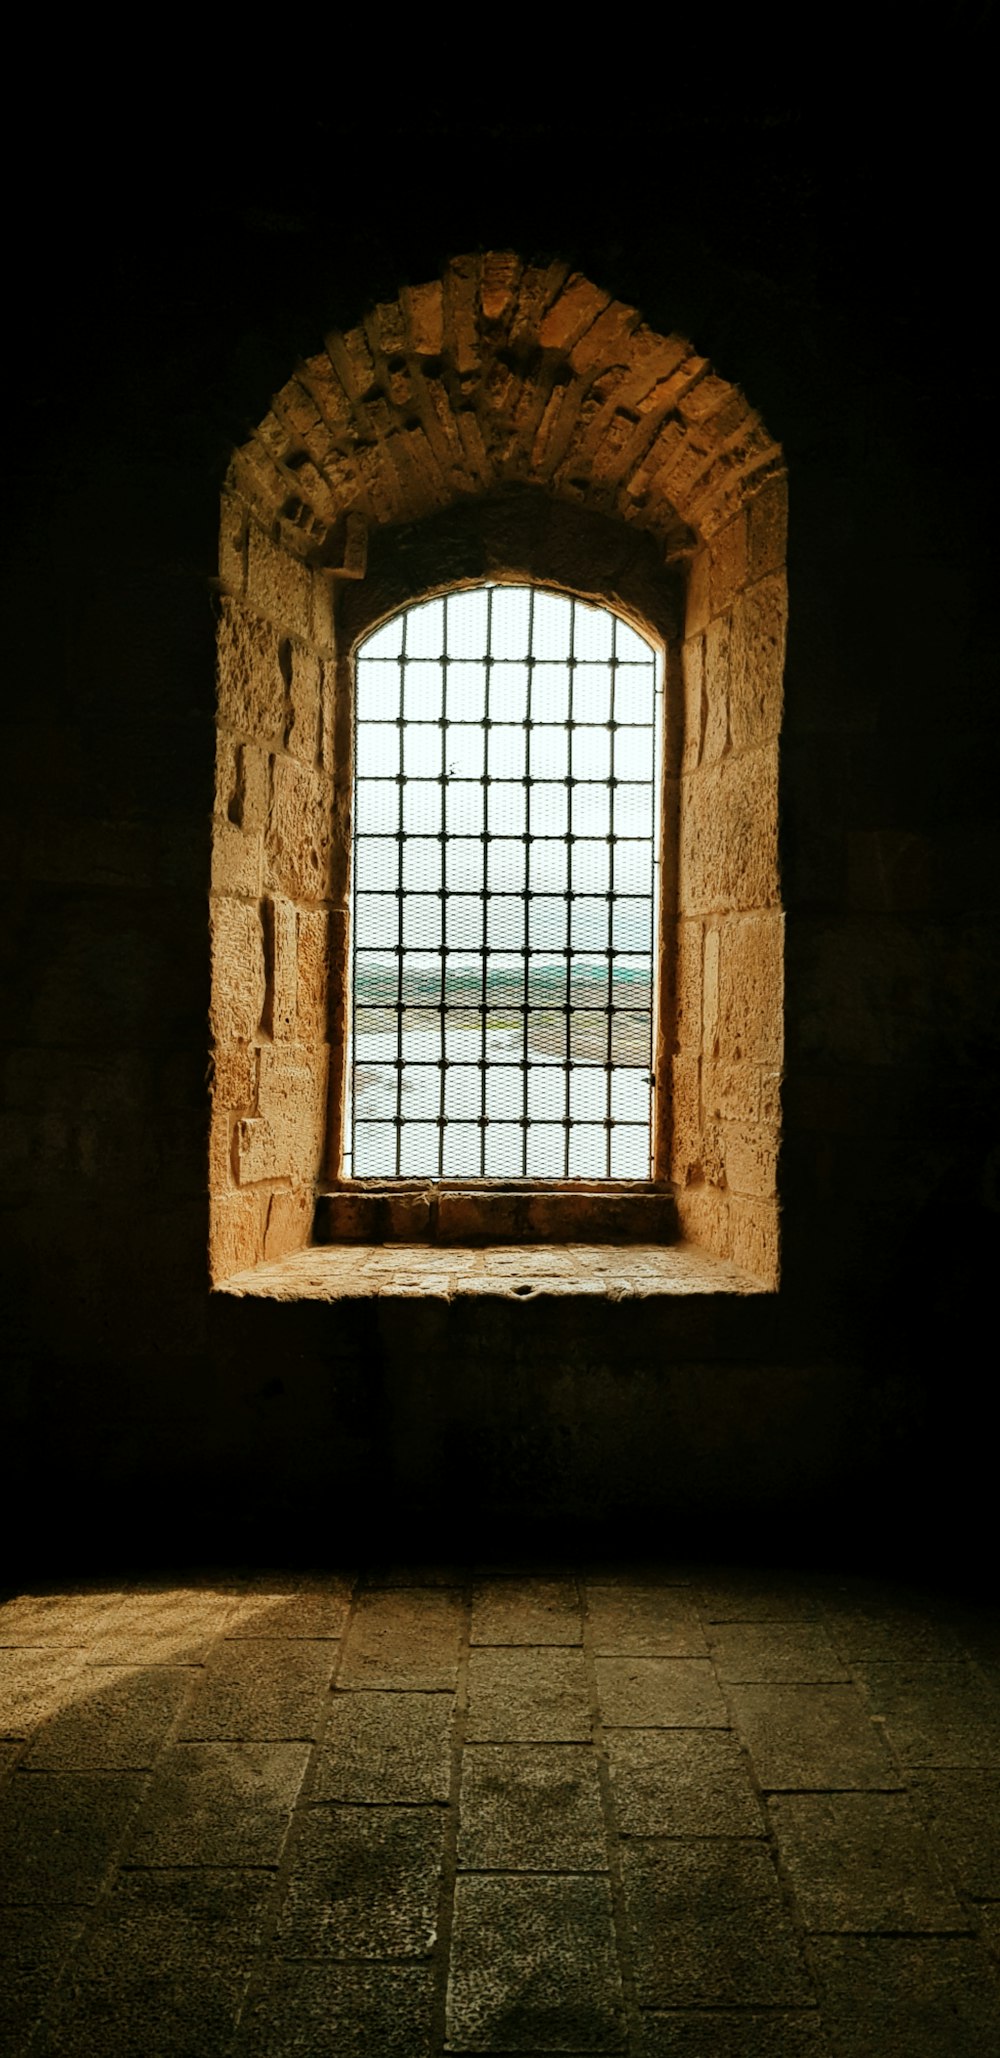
[
  {"x1": 211, "y1": 820, "x2": 260, "y2": 897},
  {"x1": 315, "y1": 1693, "x2": 452, "y2": 1804},
  {"x1": 729, "y1": 1196, "x2": 780, "y2": 1287},
  {"x1": 702, "y1": 1060, "x2": 761, "y2": 1124},
  {"x1": 0, "y1": 1649, "x2": 86, "y2": 1739},
  {"x1": 709, "y1": 1624, "x2": 847, "y2": 1684},
  {"x1": 675, "y1": 1185, "x2": 731, "y2": 1260},
  {"x1": 232, "y1": 1574, "x2": 353, "y2": 1642},
  {"x1": 538, "y1": 273, "x2": 611, "y2": 352},
  {"x1": 237, "y1": 1963, "x2": 434, "y2": 2058},
  {"x1": 178, "y1": 1640, "x2": 336, "y2": 1742},
  {"x1": 296, "y1": 906, "x2": 330, "y2": 1043},
  {"x1": 209, "y1": 898, "x2": 265, "y2": 1044},
  {"x1": 0, "y1": 1909, "x2": 84, "y2": 2056},
  {"x1": 640, "y1": 2012, "x2": 831, "y2": 2056},
  {"x1": 679, "y1": 746, "x2": 779, "y2": 914},
  {"x1": 854, "y1": 1660, "x2": 1000, "y2": 1767},
  {"x1": 23, "y1": 1668, "x2": 195, "y2": 1770},
  {"x1": 447, "y1": 1873, "x2": 625, "y2": 2051},
  {"x1": 263, "y1": 894, "x2": 297, "y2": 1041},
  {"x1": 338, "y1": 1591, "x2": 462, "y2": 1691},
  {"x1": 808, "y1": 1936, "x2": 1000, "y2": 2058},
  {"x1": 86, "y1": 1590, "x2": 237, "y2": 1667},
  {"x1": 674, "y1": 919, "x2": 703, "y2": 1050},
  {"x1": 670, "y1": 1057, "x2": 701, "y2": 1185},
  {"x1": 125, "y1": 1742, "x2": 310, "y2": 1865},
  {"x1": 287, "y1": 643, "x2": 323, "y2": 763},
  {"x1": 0, "y1": 1770, "x2": 142, "y2": 1903},
  {"x1": 458, "y1": 1743, "x2": 606, "y2": 1871},
  {"x1": 716, "y1": 911, "x2": 784, "y2": 1064},
  {"x1": 606, "y1": 1729, "x2": 763, "y2": 1837},
  {"x1": 466, "y1": 1649, "x2": 590, "y2": 1742},
  {"x1": 747, "y1": 474, "x2": 788, "y2": 581},
  {"x1": 681, "y1": 635, "x2": 704, "y2": 770},
  {"x1": 216, "y1": 598, "x2": 285, "y2": 740},
  {"x1": 910, "y1": 1771, "x2": 1000, "y2": 1896},
  {"x1": 685, "y1": 546, "x2": 711, "y2": 638},
  {"x1": 768, "y1": 1792, "x2": 965, "y2": 1932},
  {"x1": 265, "y1": 754, "x2": 332, "y2": 900},
  {"x1": 218, "y1": 490, "x2": 246, "y2": 593},
  {"x1": 729, "y1": 572, "x2": 786, "y2": 750},
  {"x1": 723, "y1": 1121, "x2": 778, "y2": 1197},
  {"x1": 702, "y1": 613, "x2": 730, "y2": 762},
  {"x1": 246, "y1": 525, "x2": 313, "y2": 637},
  {"x1": 726, "y1": 1684, "x2": 898, "y2": 1790},
  {"x1": 209, "y1": 1105, "x2": 234, "y2": 1189},
  {"x1": 595, "y1": 1657, "x2": 727, "y2": 1729},
  {"x1": 211, "y1": 1043, "x2": 258, "y2": 1113},
  {"x1": 278, "y1": 1805, "x2": 442, "y2": 1957},
  {"x1": 263, "y1": 1187, "x2": 313, "y2": 1261},
  {"x1": 708, "y1": 511, "x2": 748, "y2": 616},
  {"x1": 471, "y1": 1579, "x2": 581, "y2": 1647},
  {"x1": 585, "y1": 1587, "x2": 707, "y2": 1657},
  {"x1": 622, "y1": 1840, "x2": 810, "y2": 2008},
  {"x1": 235, "y1": 1045, "x2": 327, "y2": 1187},
  {"x1": 209, "y1": 1190, "x2": 264, "y2": 1283}
]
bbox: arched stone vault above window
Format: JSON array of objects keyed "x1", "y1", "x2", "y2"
[{"x1": 210, "y1": 255, "x2": 786, "y2": 1290}]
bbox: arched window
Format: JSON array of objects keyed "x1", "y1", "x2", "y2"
[{"x1": 346, "y1": 585, "x2": 662, "y2": 1182}]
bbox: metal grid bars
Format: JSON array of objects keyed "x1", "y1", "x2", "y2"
[{"x1": 347, "y1": 584, "x2": 662, "y2": 1181}]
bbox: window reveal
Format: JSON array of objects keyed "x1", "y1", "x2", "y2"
[{"x1": 346, "y1": 584, "x2": 662, "y2": 1180}]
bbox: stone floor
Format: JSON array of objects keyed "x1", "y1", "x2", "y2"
[{"x1": 2, "y1": 1566, "x2": 999, "y2": 2055}]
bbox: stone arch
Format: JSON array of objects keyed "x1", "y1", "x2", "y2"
[{"x1": 209, "y1": 254, "x2": 786, "y2": 1287}]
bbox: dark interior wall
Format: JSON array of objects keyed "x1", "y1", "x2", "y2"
[{"x1": 2, "y1": 98, "x2": 997, "y2": 1569}]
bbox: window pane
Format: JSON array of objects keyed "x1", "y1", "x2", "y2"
[{"x1": 350, "y1": 584, "x2": 661, "y2": 1183}]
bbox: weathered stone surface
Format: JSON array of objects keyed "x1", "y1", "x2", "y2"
[
  {"x1": 338, "y1": 1591, "x2": 462, "y2": 1691},
  {"x1": 235, "y1": 1962, "x2": 435, "y2": 2057},
  {"x1": 34, "y1": 1868, "x2": 270, "y2": 2058},
  {"x1": 0, "y1": 1771, "x2": 142, "y2": 1903},
  {"x1": 639, "y1": 2014, "x2": 830, "y2": 2057},
  {"x1": 209, "y1": 1189, "x2": 264, "y2": 1284},
  {"x1": 447, "y1": 1873, "x2": 625, "y2": 2051},
  {"x1": 235, "y1": 1044, "x2": 327, "y2": 1187},
  {"x1": 471, "y1": 1578, "x2": 581, "y2": 1646},
  {"x1": 286, "y1": 643, "x2": 323, "y2": 764},
  {"x1": 265, "y1": 753, "x2": 332, "y2": 900},
  {"x1": 807, "y1": 1936, "x2": 1000, "y2": 2058},
  {"x1": 24, "y1": 1667, "x2": 194, "y2": 1769},
  {"x1": 701, "y1": 613, "x2": 730, "y2": 763},
  {"x1": 315, "y1": 1693, "x2": 453, "y2": 1803},
  {"x1": 696, "y1": 1575, "x2": 824, "y2": 1623},
  {"x1": 747, "y1": 475, "x2": 788, "y2": 581},
  {"x1": 768, "y1": 1792, "x2": 966, "y2": 1931},
  {"x1": 722, "y1": 1119, "x2": 778, "y2": 1198},
  {"x1": 0, "y1": 1592, "x2": 124, "y2": 1648},
  {"x1": 262, "y1": 1186, "x2": 313, "y2": 1261},
  {"x1": 586, "y1": 1586, "x2": 707, "y2": 1657},
  {"x1": 216, "y1": 599, "x2": 285, "y2": 739},
  {"x1": 86, "y1": 1591, "x2": 236, "y2": 1667},
  {"x1": 211, "y1": 1043, "x2": 258, "y2": 1113},
  {"x1": 595, "y1": 1657, "x2": 727, "y2": 1729},
  {"x1": 622, "y1": 1840, "x2": 810, "y2": 2008},
  {"x1": 210, "y1": 898, "x2": 266, "y2": 1045},
  {"x1": 729, "y1": 571, "x2": 786, "y2": 749},
  {"x1": 210, "y1": 819, "x2": 262, "y2": 897},
  {"x1": 246, "y1": 528, "x2": 314, "y2": 638},
  {"x1": 0, "y1": 1910, "x2": 84, "y2": 2054},
  {"x1": 0, "y1": 1649, "x2": 85, "y2": 1737},
  {"x1": 854, "y1": 1660, "x2": 1000, "y2": 1766},
  {"x1": 909, "y1": 1769, "x2": 1000, "y2": 1895},
  {"x1": 715, "y1": 911, "x2": 784, "y2": 1065},
  {"x1": 708, "y1": 511, "x2": 748, "y2": 616},
  {"x1": 295, "y1": 906, "x2": 330, "y2": 1042},
  {"x1": 606, "y1": 1728, "x2": 763, "y2": 1837},
  {"x1": 231, "y1": 1574, "x2": 353, "y2": 1641},
  {"x1": 458, "y1": 1743, "x2": 606, "y2": 1870},
  {"x1": 726, "y1": 1684, "x2": 898, "y2": 1790},
  {"x1": 178, "y1": 1640, "x2": 336, "y2": 1741},
  {"x1": 708, "y1": 1624, "x2": 848, "y2": 1684},
  {"x1": 679, "y1": 745, "x2": 779, "y2": 915},
  {"x1": 278, "y1": 1806, "x2": 442, "y2": 1957},
  {"x1": 126, "y1": 1742, "x2": 309, "y2": 1865},
  {"x1": 466, "y1": 1648, "x2": 591, "y2": 1742}
]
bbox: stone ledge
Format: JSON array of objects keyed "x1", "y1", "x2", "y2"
[{"x1": 215, "y1": 1241, "x2": 769, "y2": 1301}]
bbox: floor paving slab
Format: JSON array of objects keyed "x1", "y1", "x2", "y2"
[
  {"x1": 363, "y1": 1565, "x2": 465, "y2": 1589},
  {"x1": 605, "y1": 1729, "x2": 764, "y2": 1837},
  {"x1": 594, "y1": 1657, "x2": 727, "y2": 1729},
  {"x1": 23, "y1": 1666, "x2": 196, "y2": 1769},
  {"x1": 31, "y1": 1866, "x2": 271, "y2": 2058},
  {"x1": 234, "y1": 1961, "x2": 436, "y2": 2056},
  {"x1": 85, "y1": 1591, "x2": 237, "y2": 1666},
  {"x1": 125, "y1": 1740, "x2": 310, "y2": 1865},
  {"x1": 807, "y1": 1934, "x2": 1000, "y2": 2057},
  {"x1": 978, "y1": 1903, "x2": 1000, "y2": 1964},
  {"x1": 695, "y1": 1578, "x2": 823, "y2": 1623},
  {"x1": 0, "y1": 1739, "x2": 23, "y2": 1785},
  {"x1": 0, "y1": 1769, "x2": 142, "y2": 1904},
  {"x1": 767, "y1": 1791, "x2": 968, "y2": 1932},
  {"x1": 622, "y1": 1839, "x2": 811, "y2": 2008},
  {"x1": 277, "y1": 1804, "x2": 443, "y2": 1957},
  {"x1": 585, "y1": 1587, "x2": 707, "y2": 1657},
  {"x1": 471, "y1": 1580, "x2": 582, "y2": 1647},
  {"x1": 177, "y1": 1640, "x2": 337, "y2": 1741},
  {"x1": 0, "y1": 1592, "x2": 125, "y2": 1647},
  {"x1": 337, "y1": 1589, "x2": 463, "y2": 1690},
  {"x1": 446, "y1": 1872, "x2": 625, "y2": 2051},
  {"x1": 458, "y1": 1744, "x2": 606, "y2": 1871},
  {"x1": 0, "y1": 1648, "x2": 86, "y2": 1738},
  {"x1": 854, "y1": 1659, "x2": 1000, "y2": 1766},
  {"x1": 466, "y1": 1649, "x2": 591, "y2": 1742},
  {"x1": 908, "y1": 1768, "x2": 1000, "y2": 1896},
  {"x1": 708, "y1": 1624, "x2": 849, "y2": 1684},
  {"x1": 638, "y1": 2011, "x2": 831, "y2": 2056},
  {"x1": 820, "y1": 1597, "x2": 965, "y2": 1664},
  {"x1": 229, "y1": 1573, "x2": 354, "y2": 1639},
  {"x1": 314, "y1": 1690, "x2": 454, "y2": 1803},
  {"x1": 725, "y1": 1683, "x2": 900, "y2": 1789},
  {"x1": 0, "y1": 1909, "x2": 83, "y2": 2057}
]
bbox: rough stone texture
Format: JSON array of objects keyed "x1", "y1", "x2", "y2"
[
  {"x1": 458, "y1": 1743, "x2": 606, "y2": 1871},
  {"x1": 807, "y1": 1936, "x2": 1000, "y2": 2058},
  {"x1": 639, "y1": 2015, "x2": 830, "y2": 2057},
  {"x1": 125, "y1": 1742, "x2": 310, "y2": 1865},
  {"x1": 726, "y1": 1685, "x2": 899, "y2": 1790},
  {"x1": 466, "y1": 1648, "x2": 591, "y2": 1742},
  {"x1": 595, "y1": 1656, "x2": 727, "y2": 1729},
  {"x1": 586, "y1": 1586, "x2": 707, "y2": 1656},
  {"x1": 231, "y1": 1574, "x2": 353, "y2": 1640},
  {"x1": 234, "y1": 1963, "x2": 435, "y2": 2058},
  {"x1": 854, "y1": 1660, "x2": 1000, "y2": 1767},
  {"x1": 277, "y1": 1805, "x2": 443, "y2": 1957},
  {"x1": 909, "y1": 1770, "x2": 1000, "y2": 1895},
  {"x1": 446, "y1": 1873, "x2": 625, "y2": 2051},
  {"x1": 177, "y1": 1640, "x2": 336, "y2": 1740},
  {"x1": 315, "y1": 1693, "x2": 453, "y2": 1803},
  {"x1": 0, "y1": 1650, "x2": 86, "y2": 1738},
  {"x1": 708, "y1": 1624, "x2": 849, "y2": 1683},
  {"x1": 338, "y1": 1591, "x2": 462, "y2": 1691},
  {"x1": 767, "y1": 1792, "x2": 966, "y2": 1931},
  {"x1": 24, "y1": 1667, "x2": 195, "y2": 1769},
  {"x1": 606, "y1": 1729, "x2": 764, "y2": 1837},
  {"x1": 0, "y1": 1771, "x2": 142, "y2": 1904},
  {"x1": 471, "y1": 1578, "x2": 581, "y2": 1646},
  {"x1": 622, "y1": 1840, "x2": 811, "y2": 2007},
  {"x1": 0, "y1": 1910, "x2": 85, "y2": 2056}
]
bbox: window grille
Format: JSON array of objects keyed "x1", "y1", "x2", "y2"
[{"x1": 346, "y1": 584, "x2": 662, "y2": 1181}]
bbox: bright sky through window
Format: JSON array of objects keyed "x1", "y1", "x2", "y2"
[{"x1": 346, "y1": 584, "x2": 661, "y2": 1179}]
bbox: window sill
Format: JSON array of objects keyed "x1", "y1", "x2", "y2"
[{"x1": 215, "y1": 1240, "x2": 770, "y2": 1302}]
